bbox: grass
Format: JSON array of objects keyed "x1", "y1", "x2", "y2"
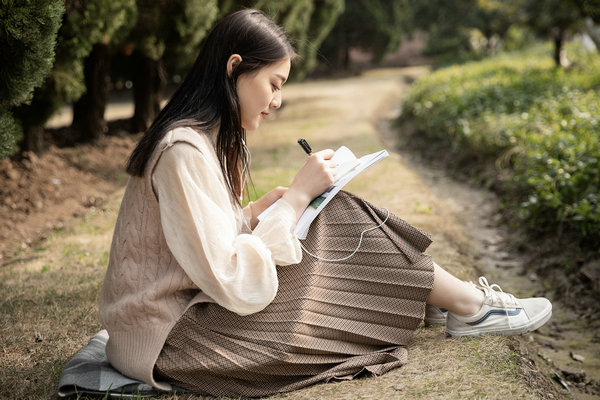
[
  {"x1": 0, "y1": 67, "x2": 563, "y2": 399},
  {"x1": 0, "y1": 191, "x2": 121, "y2": 399}
]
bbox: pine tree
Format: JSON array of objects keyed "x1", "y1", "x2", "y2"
[
  {"x1": 127, "y1": 0, "x2": 219, "y2": 132},
  {"x1": 0, "y1": 0, "x2": 64, "y2": 158},
  {"x1": 71, "y1": 0, "x2": 137, "y2": 142},
  {"x1": 14, "y1": 0, "x2": 138, "y2": 152}
]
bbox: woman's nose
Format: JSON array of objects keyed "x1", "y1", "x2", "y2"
[{"x1": 270, "y1": 92, "x2": 282, "y2": 109}]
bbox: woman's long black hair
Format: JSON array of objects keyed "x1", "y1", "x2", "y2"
[{"x1": 126, "y1": 9, "x2": 296, "y2": 203}]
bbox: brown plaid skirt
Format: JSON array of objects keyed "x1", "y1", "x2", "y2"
[{"x1": 154, "y1": 191, "x2": 435, "y2": 397}]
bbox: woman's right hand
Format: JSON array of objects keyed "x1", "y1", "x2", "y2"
[{"x1": 282, "y1": 149, "x2": 337, "y2": 220}]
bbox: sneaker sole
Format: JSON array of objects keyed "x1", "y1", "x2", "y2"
[
  {"x1": 446, "y1": 304, "x2": 552, "y2": 338},
  {"x1": 424, "y1": 316, "x2": 447, "y2": 327}
]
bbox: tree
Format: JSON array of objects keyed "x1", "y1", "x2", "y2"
[
  {"x1": 300, "y1": 0, "x2": 345, "y2": 77},
  {"x1": 219, "y1": 0, "x2": 344, "y2": 79},
  {"x1": 409, "y1": 0, "x2": 478, "y2": 58},
  {"x1": 472, "y1": 0, "x2": 524, "y2": 55},
  {"x1": 255, "y1": 0, "x2": 344, "y2": 78},
  {"x1": 0, "y1": 0, "x2": 64, "y2": 158},
  {"x1": 318, "y1": 0, "x2": 411, "y2": 70},
  {"x1": 71, "y1": 0, "x2": 137, "y2": 142},
  {"x1": 523, "y1": 0, "x2": 582, "y2": 67},
  {"x1": 127, "y1": 0, "x2": 219, "y2": 133},
  {"x1": 573, "y1": 0, "x2": 600, "y2": 50},
  {"x1": 13, "y1": 0, "x2": 137, "y2": 153}
]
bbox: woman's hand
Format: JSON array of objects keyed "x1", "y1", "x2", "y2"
[
  {"x1": 282, "y1": 149, "x2": 337, "y2": 220},
  {"x1": 248, "y1": 186, "x2": 288, "y2": 229}
]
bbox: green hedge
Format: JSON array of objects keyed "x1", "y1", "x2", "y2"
[{"x1": 402, "y1": 43, "x2": 600, "y2": 244}]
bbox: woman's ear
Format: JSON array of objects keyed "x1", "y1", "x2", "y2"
[{"x1": 227, "y1": 54, "x2": 243, "y2": 77}]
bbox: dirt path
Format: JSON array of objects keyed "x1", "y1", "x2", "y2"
[{"x1": 1, "y1": 67, "x2": 572, "y2": 399}]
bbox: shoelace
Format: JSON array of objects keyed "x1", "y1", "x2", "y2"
[{"x1": 477, "y1": 276, "x2": 518, "y2": 329}]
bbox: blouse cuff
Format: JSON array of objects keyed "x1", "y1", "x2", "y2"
[
  {"x1": 241, "y1": 202, "x2": 254, "y2": 233},
  {"x1": 252, "y1": 198, "x2": 302, "y2": 266}
]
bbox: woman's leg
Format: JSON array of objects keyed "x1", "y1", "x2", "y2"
[
  {"x1": 426, "y1": 262, "x2": 484, "y2": 317},
  {"x1": 426, "y1": 262, "x2": 553, "y2": 337}
]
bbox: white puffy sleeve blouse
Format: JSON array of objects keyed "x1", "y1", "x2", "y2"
[{"x1": 151, "y1": 140, "x2": 302, "y2": 316}]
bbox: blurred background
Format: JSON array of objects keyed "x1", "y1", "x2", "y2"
[
  {"x1": 1, "y1": 0, "x2": 599, "y2": 296},
  {"x1": 1, "y1": 1, "x2": 600, "y2": 397},
  {"x1": 1, "y1": 0, "x2": 597, "y2": 153},
  {"x1": 1, "y1": 0, "x2": 598, "y2": 280}
]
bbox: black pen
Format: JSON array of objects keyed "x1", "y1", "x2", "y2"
[{"x1": 297, "y1": 138, "x2": 312, "y2": 155}]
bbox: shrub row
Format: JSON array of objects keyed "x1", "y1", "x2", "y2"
[{"x1": 402, "y1": 43, "x2": 600, "y2": 244}]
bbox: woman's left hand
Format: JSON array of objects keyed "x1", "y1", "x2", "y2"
[{"x1": 248, "y1": 186, "x2": 288, "y2": 229}]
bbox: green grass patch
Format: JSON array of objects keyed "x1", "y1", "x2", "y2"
[{"x1": 401, "y1": 42, "x2": 600, "y2": 245}]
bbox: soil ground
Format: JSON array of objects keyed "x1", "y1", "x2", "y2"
[{"x1": 0, "y1": 66, "x2": 595, "y2": 399}]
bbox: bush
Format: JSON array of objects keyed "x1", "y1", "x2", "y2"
[
  {"x1": 0, "y1": 0, "x2": 64, "y2": 158},
  {"x1": 402, "y1": 42, "x2": 600, "y2": 245}
]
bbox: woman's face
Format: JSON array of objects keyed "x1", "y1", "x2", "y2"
[{"x1": 236, "y1": 58, "x2": 291, "y2": 131}]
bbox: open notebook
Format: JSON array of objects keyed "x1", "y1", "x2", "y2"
[{"x1": 259, "y1": 146, "x2": 388, "y2": 239}]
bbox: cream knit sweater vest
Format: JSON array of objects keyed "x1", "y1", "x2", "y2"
[{"x1": 99, "y1": 128, "x2": 217, "y2": 390}]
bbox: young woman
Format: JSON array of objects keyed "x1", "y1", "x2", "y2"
[{"x1": 99, "y1": 9, "x2": 552, "y2": 397}]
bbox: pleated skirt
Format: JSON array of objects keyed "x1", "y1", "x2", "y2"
[{"x1": 154, "y1": 191, "x2": 435, "y2": 397}]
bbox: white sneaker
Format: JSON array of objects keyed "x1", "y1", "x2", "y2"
[
  {"x1": 446, "y1": 277, "x2": 552, "y2": 338},
  {"x1": 424, "y1": 305, "x2": 448, "y2": 326}
]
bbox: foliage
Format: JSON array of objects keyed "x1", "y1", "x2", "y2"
[
  {"x1": 132, "y1": 0, "x2": 218, "y2": 67},
  {"x1": 222, "y1": 0, "x2": 344, "y2": 79},
  {"x1": 575, "y1": 0, "x2": 600, "y2": 50},
  {"x1": 411, "y1": 0, "x2": 592, "y2": 64},
  {"x1": 318, "y1": 0, "x2": 410, "y2": 69},
  {"x1": 0, "y1": 0, "x2": 64, "y2": 157},
  {"x1": 0, "y1": 110, "x2": 22, "y2": 157},
  {"x1": 254, "y1": 0, "x2": 320, "y2": 77},
  {"x1": 402, "y1": 43, "x2": 600, "y2": 244},
  {"x1": 522, "y1": 0, "x2": 581, "y2": 43},
  {"x1": 10, "y1": 0, "x2": 137, "y2": 154},
  {"x1": 471, "y1": 0, "x2": 525, "y2": 54},
  {"x1": 575, "y1": 0, "x2": 600, "y2": 21},
  {"x1": 292, "y1": 0, "x2": 345, "y2": 78},
  {"x1": 43, "y1": 0, "x2": 136, "y2": 121},
  {"x1": 69, "y1": 0, "x2": 138, "y2": 142},
  {"x1": 410, "y1": 0, "x2": 477, "y2": 57}
]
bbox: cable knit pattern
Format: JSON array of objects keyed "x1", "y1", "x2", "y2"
[{"x1": 99, "y1": 127, "x2": 301, "y2": 390}]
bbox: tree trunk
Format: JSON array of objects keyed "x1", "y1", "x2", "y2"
[
  {"x1": 72, "y1": 42, "x2": 111, "y2": 142},
  {"x1": 130, "y1": 52, "x2": 166, "y2": 133},
  {"x1": 23, "y1": 125, "x2": 44, "y2": 155},
  {"x1": 553, "y1": 33, "x2": 567, "y2": 67},
  {"x1": 584, "y1": 17, "x2": 600, "y2": 51},
  {"x1": 340, "y1": 45, "x2": 350, "y2": 70}
]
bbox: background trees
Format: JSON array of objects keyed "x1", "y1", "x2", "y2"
[
  {"x1": 13, "y1": 0, "x2": 137, "y2": 153},
  {"x1": 319, "y1": 0, "x2": 410, "y2": 70},
  {"x1": 574, "y1": 0, "x2": 600, "y2": 49},
  {"x1": 219, "y1": 0, "x2": 345, "y2": 79},
  {"x1": 70, "y1": 0, "x2": 137, "y2": 142},
  {"x1": 2, "y1": 0, "x2": 599, "y2": 159},
  {"x1": 472, "y1": 0, "x2": 524, "y2": 55},
  {"x1": 1, "y1": 0, "x2": 345, "y2": 157},
  {"x1": 127, "y1": 0, "x2": 219, "y2": 132},
  {"x1": 409, "y1": 0, "x2": 477, "y2": 59},
  {"x1": 523, "y1": 0, "x2": 582, "y2": 66}
]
